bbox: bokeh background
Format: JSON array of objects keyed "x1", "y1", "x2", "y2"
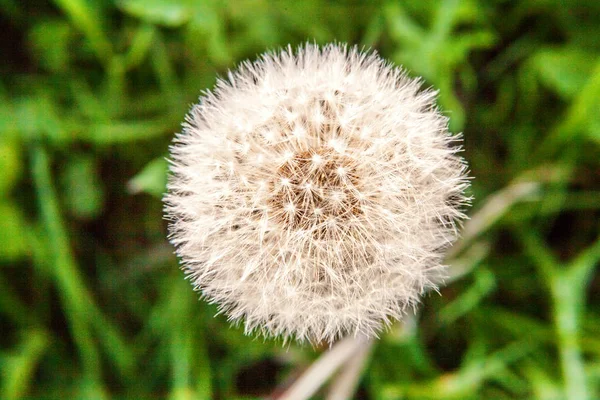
[{"x1": 1, "y1": 1, "x2": 599, "y2": 399}]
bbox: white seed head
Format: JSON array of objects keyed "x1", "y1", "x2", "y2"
[{"x1": 164, "y1": 43, "x2": 470, "y2": 344}]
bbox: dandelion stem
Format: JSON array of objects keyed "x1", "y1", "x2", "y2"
[
  {"x1": 277, "y1": 336, "x2": 369, "y2": 400},
  {"x1": 447, "y1": 180, "x2": 539, "y2": 259},
  {"x1": 325, "y1": 337, "x2": 374, "y2": 400}
]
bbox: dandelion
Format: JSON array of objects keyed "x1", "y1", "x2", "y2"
[{"x1": 164, "y1": 43, "x2": 470, "y2": 344}]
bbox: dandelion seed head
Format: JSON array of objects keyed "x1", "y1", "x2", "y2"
[{"x1": 164, "y1": 43, "x2": 470, "y2": 344}]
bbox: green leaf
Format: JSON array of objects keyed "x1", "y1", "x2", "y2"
[
  {"x1": 127, "y1": 157, "x2": 168, "y2": 198},
  {"x1": 0, "y1": 202, "x2": 28, "y2": 261},
  {"x1": 1, "y1": 330, "x2": 49, "y2": 400},
  {"x1": 532, "y1": 48, "x2": 597, "y2": 99},
  {"x1": 0, "y1": 139, "x2": 22, "y2": 196},
  {"x1": 124, "y1": 24, "x2": 156, "y2": 70},
  {"x1": 185, "y1": 6, "x2": 231, "y2": 66},
  {"x1": 385, "y1": 1, "x2": 495, "y2": 131},
  {"x1": 53, "y1": 0, "x2": 113, "y2": 61},
  {"x1": 117, "y1": 0, "x2": 193, "y2": 27},
  {"x1": 60, "y1": 155, "x2": 104, "y2": 220},
  {"x1": 589, "y1": 111, "x2": 600, "y2": 143},
  {"x1": 28, "y1": 20, "x2": 73, "y2": 72},
  {"x1": 14, "y1": 96, "x2": 65, "y2": 143},
  {"x1": 440, "y1": 268, "x2": 496, "y2": 325}
]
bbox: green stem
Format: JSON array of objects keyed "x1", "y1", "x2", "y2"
[
  {"x1": 31, "y1": 147, "x2": 106, "y2": 395},
  {"x1": 551, "y1": 274, "x2": 588, "y2": 400},
  {"x1": 53, "y1": 0, "x2": 112, "y2": 62},
  {"x1": 520, "y1": 230, "x2": 593, "y2": 400}
]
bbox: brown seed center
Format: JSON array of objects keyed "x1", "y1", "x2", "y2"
[{"x1": 269, "y1": 148, "x2": 362, "y2": 237}]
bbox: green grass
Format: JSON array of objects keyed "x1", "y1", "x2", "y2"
[{"x1": 1, "y1": 0, "x2": 599, "y2": 399}]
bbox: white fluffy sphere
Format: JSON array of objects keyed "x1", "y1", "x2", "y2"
[{"x1": 164, "y1": 43, "x2": 470, "y2": 344}]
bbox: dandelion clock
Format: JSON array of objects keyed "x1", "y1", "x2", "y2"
[{"x1": 164, "y1": 43, "x2": 470, "y2": 344}]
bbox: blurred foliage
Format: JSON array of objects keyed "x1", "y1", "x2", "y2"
[{"x1": 0, "y1": 0, "x2": 599, "y2": 399}]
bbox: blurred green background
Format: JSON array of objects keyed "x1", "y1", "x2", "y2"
[{"x1": 1, "y1": 0, "x2": 599, "y2": 399}]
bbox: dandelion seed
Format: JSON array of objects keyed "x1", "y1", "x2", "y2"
[{"x1": 164, "y1": 43, "x2": 470, "y2": 344}]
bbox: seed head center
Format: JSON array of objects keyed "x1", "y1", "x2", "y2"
[{"x1": 269, "y1": 148, "x2": 361, "y2": 234}]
